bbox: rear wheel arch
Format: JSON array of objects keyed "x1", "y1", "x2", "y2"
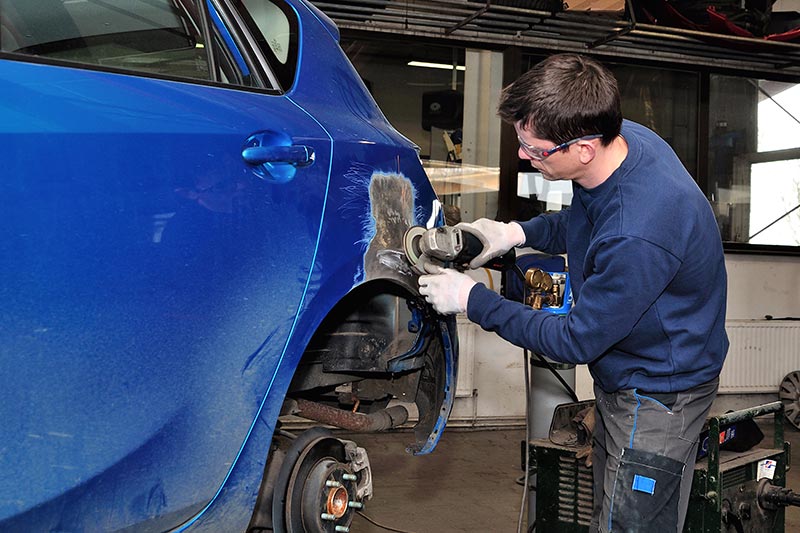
[{"x1": 246, "y1": 278, "x2": 457, "y2": 532}]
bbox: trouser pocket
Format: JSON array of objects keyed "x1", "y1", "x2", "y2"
[{"x1": 609, "y1": 447, "x2": 683, "y2": 532}]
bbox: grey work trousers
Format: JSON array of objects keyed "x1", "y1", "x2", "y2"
[{"x1": 588, "y1": 377, "x2": 719, "y2": 533}]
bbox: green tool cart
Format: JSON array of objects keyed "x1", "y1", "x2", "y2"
[{"x1": 529, "y1": 401, "x2": 793, "y2": 533}]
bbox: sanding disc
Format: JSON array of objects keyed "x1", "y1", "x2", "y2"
[{"x1": 403, "y1": 226, "x2": 427, "y2": 270}]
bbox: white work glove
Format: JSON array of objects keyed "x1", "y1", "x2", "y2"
[
  {"x1": 418, "y1": 266, "x2": 477, "y2": 315},
  {"x1": 456, "y1": 219, "x2": 526, "y2": 269}
]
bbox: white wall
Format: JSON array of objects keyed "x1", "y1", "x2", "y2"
[{"x1": 725, "y1": 254, "x2": 800, "y2": 319}]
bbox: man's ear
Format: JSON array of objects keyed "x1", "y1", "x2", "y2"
[{"x1": 577, "y1": 140, "x2": 597, "y2": 164}]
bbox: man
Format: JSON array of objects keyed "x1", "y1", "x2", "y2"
[{"x1": 418, "y1": 53, "x2": 728, "y2": 533}]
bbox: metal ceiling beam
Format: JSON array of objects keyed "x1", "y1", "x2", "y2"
[{"x1": 313, "y1": 0, "x2": 800, "y2": 79}]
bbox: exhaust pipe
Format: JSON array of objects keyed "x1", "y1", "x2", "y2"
[{"x1": 290, "y1": 398, "x2": 409, "y2": 432}]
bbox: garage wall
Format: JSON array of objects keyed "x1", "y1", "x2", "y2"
[{"x1": 726, "y1": 254, "x2": 800, "y2": 319}]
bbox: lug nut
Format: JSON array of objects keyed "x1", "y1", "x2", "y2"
[
  {"x1": 348, "y1": 501, "x2": 363, "y2": 509},
  {"x1": 342, "y1": 473, "x2": 357, "y2": 481},
  {"x1": 321, "y1": 513, "x2": 336, "y2": 521},
  {"x1": 326, "y1": 480, "x2": 343, "y2": 488},
  {"x1": 335, "y1": 527, "x2": 350, "y2": 532}
]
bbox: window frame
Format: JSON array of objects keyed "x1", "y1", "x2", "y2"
[
  {"x1": 219, "y1": 0, "x2": 300, "y2": 92},
  {"x1": 707, "y1": 73, "x2": 800, "y2": 255},
  {"x1": 0, "y1": 0, "x2": 285, "y2": 94}
]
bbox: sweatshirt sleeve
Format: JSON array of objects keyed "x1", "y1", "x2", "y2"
[
  {"x1": 467, "y1": 235, "x2": 681, "y2": 365},
  {"x1": 517, "y1": 208, "x2": 569, "y2": 255}
]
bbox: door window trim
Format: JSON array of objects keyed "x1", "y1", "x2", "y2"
[
  {"x1": 0, "y1": 0, "x2": 284, "y2": 95},
  {"x1": 221, "y1": 0, "x2": 300, "y2": 92}
]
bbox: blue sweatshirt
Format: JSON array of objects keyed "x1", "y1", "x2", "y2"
[{"x1": 468, "y1": 120, "x2": 728, "y2": 393}]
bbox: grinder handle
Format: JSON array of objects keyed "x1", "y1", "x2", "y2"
[{"x1": 458, "y1": 230, "x2": 516, "y2": 271}]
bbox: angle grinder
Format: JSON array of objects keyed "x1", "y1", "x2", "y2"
[{"x1": 403, "y1": 225, "x2": 516, "y2": 274}]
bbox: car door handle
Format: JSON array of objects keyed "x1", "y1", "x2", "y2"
[
  {"x1": 241, "y1": 145, "x2": 315, "y2": 166},
  {"x1": 242, "y1": 131, "x2": 316, "y2": 183}
]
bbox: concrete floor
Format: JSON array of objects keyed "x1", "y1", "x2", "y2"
[
  {"x1": 343, "y1": 428, "x2": 527, "y2": 533},
  {"x1": 338, "y1": 418, "x2": 800, "y2": 533}
]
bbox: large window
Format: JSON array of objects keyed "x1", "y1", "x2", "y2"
[
  {"x1": 613, "y1": 64, "x2": 699, "y2": 178},
  {"x1": 517, "y1": 60, "x2": 700, "y2": 219},
  {"x1": 0, "y1": 0, "x2": 305, "y2": 89},
  {"x1": 710, "y1": 76, "x2": 800, "y2": 247},
  {"x1": 341, "y1": 39, "x2": 477, "y2": 223},
  {"x1": 342, "y1": 40, "x2": 465, "y2": 161},
  {"x1": 339, "y1": 33, "x2": 800, "y2": 250}
]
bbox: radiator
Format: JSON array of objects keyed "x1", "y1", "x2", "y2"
[{"x1": 720, "y1": 319, "x2": 800, "y2": 393}]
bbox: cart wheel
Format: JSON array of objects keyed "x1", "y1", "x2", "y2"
[{"x1": 779, "y1": 370, "x2": 800, "y2": 429}]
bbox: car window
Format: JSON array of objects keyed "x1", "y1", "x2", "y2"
[
  {"x1": 0, "y1": 0, "x2": 222, "y2": 82},
  {"x1": 229, "y1": 0, "x2": 298, "y2": 90}
]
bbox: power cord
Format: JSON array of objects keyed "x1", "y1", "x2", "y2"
[
  {"x1": 517, "y1": 345, "x2": 531, "y2": 533},
  {"x1": 356, "y1": 511, "x2": 418, "y2": 533}
]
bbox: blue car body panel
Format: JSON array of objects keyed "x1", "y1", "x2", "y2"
[{"x1": 0, "y1": 0, "x2": 456, "y2": 531}]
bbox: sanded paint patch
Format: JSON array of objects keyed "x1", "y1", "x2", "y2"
[{"x1": 340, "y1": 163, "x2": 426, "y2": 283}]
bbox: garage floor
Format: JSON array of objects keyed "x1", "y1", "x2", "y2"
[{"x1": 339, "y1": 418, "x2": 800, "y2": 533}]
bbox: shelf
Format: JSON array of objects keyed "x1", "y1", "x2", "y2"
[{"x1": 314, "y1": 0, "x2": 800, "y2": 79}]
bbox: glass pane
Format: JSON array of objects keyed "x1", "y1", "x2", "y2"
[
  {"x1": 749, "y1": 160, "x2": 800, "y2": 246},
  {"x1": 242, "y1": 0, "x2": 290, "y2": 64},
  {"x1": 758, "y1": 81, "x2": 800, "y2": 152},
  {"x1": 710, "y1": 74, "x2": 800, "y2": 247},
  {"x1": 0, "y1": 0, "x2": 212, "y2": 81},
  {"x1": 343, "y1": 41, "x2": 465, "y2": 162},
  {"x1": 340, "y1": 39, "x2": 489, "y2": 221},
  {"x1": 514, "y1": 59, "x2": 699, "y2": 218},
  {"x1": 422, "y1": 161, "x2": 498, "y2": 224},
  {"x1": 613, "y1": 64, "x2": 699, "y2": 177},
  {"x1": 231, "y1": 0, "x2": 297, "y2": 90}
]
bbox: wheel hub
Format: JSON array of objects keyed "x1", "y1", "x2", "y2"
[{"x1": 280, "y1": 431, "x2": 371, "y2": 532}]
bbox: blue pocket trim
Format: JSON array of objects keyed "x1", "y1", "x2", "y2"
[
  {"x1": 634, "y1": 390, "x2": 672, "y2": 412},
  {"x1": 629, "y1": 389, "x2": 673, "y2": 448},
  {"x1": 632, "y1": 474, "x2": 656, "y2": 495}
]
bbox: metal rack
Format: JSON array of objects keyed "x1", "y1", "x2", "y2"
[{"x1": 313, "y1": 0, "x2": 800, "y2": 79}]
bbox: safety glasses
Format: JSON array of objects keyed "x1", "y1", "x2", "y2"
[{"x1": 517, "y1": 133, "x2": 603, "y2": 161}]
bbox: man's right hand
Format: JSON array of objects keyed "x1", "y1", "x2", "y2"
[{"x1": 456, "y1": 219, "x2": 526, "y2": 269}]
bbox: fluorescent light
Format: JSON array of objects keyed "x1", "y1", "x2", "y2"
[{"x1": 408, "y1": 61, "x2": 465, "y2": 71}]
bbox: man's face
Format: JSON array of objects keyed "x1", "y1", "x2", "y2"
[{"x1": 514, "y1": 122, "x2": 572, "y2": 182}]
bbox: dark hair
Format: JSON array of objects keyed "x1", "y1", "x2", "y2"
[{"x1": 497, "y1": 54, "x2": 622, "y2": 146}]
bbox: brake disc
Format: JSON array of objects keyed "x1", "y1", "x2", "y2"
[{"x1": 282, "y1": 433, "x2": 367, "y2": 532}]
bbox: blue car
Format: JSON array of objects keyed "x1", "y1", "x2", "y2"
[{"x1": 0, "y1": 1, "x2": 456, "y2": 531}]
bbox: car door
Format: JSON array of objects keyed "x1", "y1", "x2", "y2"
[{"x1": 0, "y1": 1, "x2": 330, "y2": 530}]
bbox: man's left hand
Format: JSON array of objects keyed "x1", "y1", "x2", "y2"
[{"x1": 418, "y1": 266, "x2": 477, "y2": 315}]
